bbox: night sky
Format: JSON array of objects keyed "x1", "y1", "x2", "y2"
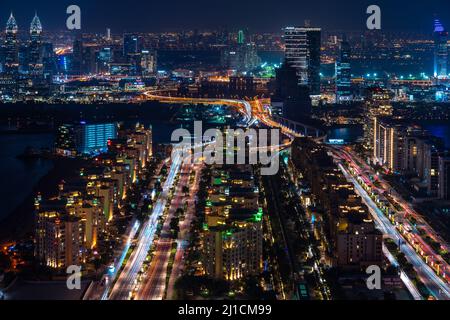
[{"x1": 0, "y1": 0, "x2": 449, "y2": 33}]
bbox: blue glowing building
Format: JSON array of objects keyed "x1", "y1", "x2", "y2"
[
  {"x1": 56, "y1": 122, "x2": 118, "y2": 156},
  {"x1": 433, "y1": 18, "x2": 448, "y2": 79}
]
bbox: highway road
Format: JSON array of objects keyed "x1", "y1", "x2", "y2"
[
  {"x1": 108, "y1": 149, "x2": 183, "y2": 300},
  {"x1": 337, "y1": 159, "x2": 450, "y2": 300},
  {"x1": 166, "y1": 162, "x2": 203, "y2": 300},
  {"x1": 334, "y1": 147, "x2": 450, "y2": 287},
  {"x1": 136, "y1": 159, "x2": 195, "y2": 300},
  {"x1": 383, "y1": 245, "x2": 423, "y2": 300},
  {"x1": 340, "y1": 148, "x2": 450, "y2": 257}
]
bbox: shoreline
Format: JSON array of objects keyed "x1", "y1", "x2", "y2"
[
  {"x1": 0, "y1": 119, "x2": 175, "y2": 243},
  {"x1": 0, "y1": 158, "x2": 87, "y2": 242}
]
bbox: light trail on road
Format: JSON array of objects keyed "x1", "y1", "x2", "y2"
[
  {"x1": 338, "y1": 161, "x2": 450, "y2": 300},
  {"x1": 136, "y1": 160, "x2": 194, "y2": 300},
  {"x1": 108, "y1": 150, "x2": 183, "y2": 300},
  {"x1": 383, "y1": 245, "x2": 423, "y2": 300}
]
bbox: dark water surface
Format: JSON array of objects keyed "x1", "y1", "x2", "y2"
[{"x1": 0, "y1": 133, "x2": 54, "y2": 222}]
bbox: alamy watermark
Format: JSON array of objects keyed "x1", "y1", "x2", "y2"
[
  {"x1": 63, "y1": 5, "x2": 382, "y2": 31},
  {"x1": 65, "y1": 4, "x2": 380, "y2": 31},
  {"x1": 171, "y1": 121, "x2": 281, "y2": 176},
  {"x1": 66, "y1": 265, "x2": 82, "y2": 290},
  {"x1": 366, "y1": 265, "x2": 382, "y2": 290},
  {"x1": 366, "y1": 5, "x2": 381, "y2": 30},
  {"x1": 66, "y1": 5, "x2": 81, "y2": 30}
]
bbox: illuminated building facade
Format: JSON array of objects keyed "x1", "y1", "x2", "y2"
[
  {"x1": 123, "y1": 34, "x2": 143, "y2": 76},
  {"x1": 200, "y1": 76, "x2": 256, "y2": 98},
  {"x1": 372, "y1": 118, "x2": 402, "y2": 172},
  {"x1": 284, "y1": 26, "x2": 321, "y2": 95},
  {"x1": 35, "y1": 201, "x2": 81, "y2": 269},
  {"x1": 291, "y1": 138, "x2": 383, "y2": 269},
  {"x1": 141, "y1": 50, "x2": 157, "y2": 77},
  {"x1": 336, "y1": 217, "x2": 383, "y2": 268},
  {"x1": 36, "y1": 124, "x2": 153, "y2": 270},
  {"x1": 363, "y1": 87, "x2": 393, "y2": 150},
  {"x1": 3, "y1": 13, "x2": 19, "y2": 75},
  {"x1": 56, "y1": 122, "x2": 118, "y2": 156},
  {"x1": 335, "y1": 38, "x2": 352, "y2": 103},
  {"x1": 29, "y1": 13, "x2": 43, "y2": 76},
  {"x1": 221, "y1": 44, "x2": 260, "y2": 74},
  {"x1": 373, "y1": 118, "x2": 446, "y2": 197},
  {"x1": 202, "y1": 165, "x2": 263, "y2": 281},
  {"x1": 237, "y1": 29, "x2": 245, "y2": 44},
  {"x1": 97, "y1": 47, "x2": 113, "y2": 74}
]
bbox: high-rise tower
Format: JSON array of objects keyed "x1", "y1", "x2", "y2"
[
  {"x1": 30, "y1": 13, "x2": 43, "y2": 41},
  {"x1": 29, "y1": 13, "x2": 44, "y2": 75},
  {"x1": 284, "y1": 25, "x2": 321, "y2": 95},
  {"x1": 336, "y1": 36, "x2": 352, "y2": 103},
  {"x1": 4, "y1": 13, "x2": 19, "y2": 74},
  {"x1": 237, "y1": 30, "x2": 245, "y2": 44},
  {"x1": 433, "y1": 18, "x2": 448, "y2": 79}
]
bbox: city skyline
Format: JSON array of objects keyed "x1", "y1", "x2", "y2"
[
  {"x1": 0, "y1": 0, "x2": 450, "y2": 33},
  {"x1": 1, "y1": 0, "x2": 450, "y2": 306}
]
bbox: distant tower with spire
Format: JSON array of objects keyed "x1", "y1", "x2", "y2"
[
  {"x1": 30, "y1": 12, "x2": 43, "y2": 40},
  {"x1": 29, "y1": 12, "x2": 44, "y2": 75},
  {"x1": 6, "y1": 12, "x2": 18, "y2": 34},
  {"x1": 4, "y1": 13, "x2": 19, "y2": 74}
]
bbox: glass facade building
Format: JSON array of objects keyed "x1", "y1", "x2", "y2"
[
  {"x1": 56, "y1": 122, "x2": 118, "y2": 156},
  {"x1": 284, "y1": 26, "x2": 321, "y2": 95},
  {"x1": 78, "y1": 123, "x2": 117, "y2": 155},
  {"x1": 336, "y1": 38, "x2": 352, "y2": 103}
]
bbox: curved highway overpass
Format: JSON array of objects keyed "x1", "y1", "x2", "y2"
[{"x1": 142, "y1": 91, "x2": 326, "y2": 142}]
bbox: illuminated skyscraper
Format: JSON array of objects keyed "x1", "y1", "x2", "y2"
[
  {"x1": 4, "y1": 13, "x2": 19, "y2": 74},
  {"x1": 140, "y1": 49, "x2": 157, "y2": 77},
  {"x1": 97, "y1": 47, "x2": 113, "y2": 74},
  {"x1": 284, "y1": 26, "x2": 321, "y2": 95},
  {"x1": 237, "y1": 29, "x2": 245, "y2": 44},
  {"x1": 29, "y1": 13, "x2": 44, "y2": 75},
  {"x1": 372, "y1": 118, "x2": 403, "y2": 172},
  {"x1": 30, "y1": 12, "x2": 43, "y2": 41},
  {"x1": 76, "y1": 122, "x2": 118, "y2": 155},
  {"x1": 433, "y1": 18, "x2": 448, "y2": 79},
  {"x1": 336, "y1": 37, "x2": 352, "y2": 103}
]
